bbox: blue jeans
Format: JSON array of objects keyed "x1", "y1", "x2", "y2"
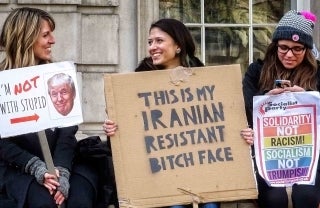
[{"x1": 170, "y1": 202, "x2": 220, "y2": 208}]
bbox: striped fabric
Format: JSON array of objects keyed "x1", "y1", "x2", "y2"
[{"x1": 272, "y1": 10, "x2": 315, "y2": 49}]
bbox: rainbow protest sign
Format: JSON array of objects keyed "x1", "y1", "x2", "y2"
[{"x1": 253, "y1": 91, "x2": 320, "y2": 187}]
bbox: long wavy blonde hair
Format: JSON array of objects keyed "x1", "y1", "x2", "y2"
[{"x1": 0, "y1": 7, "x2": 55, "y2": 70}]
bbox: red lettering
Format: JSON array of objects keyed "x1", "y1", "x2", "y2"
[
  {"x1": 14, "y1": 84, "x2": 23, "y2": 95},
  {"x1": 30, "y1": 76, "x2": 40, "y2": 88},
  {"x1": 14, "y1": 75, "x2": 40, "y2": 95}
]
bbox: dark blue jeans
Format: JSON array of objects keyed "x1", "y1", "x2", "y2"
[{"x1": 170, "y1": 202, "x2": 220, "y2": 208}]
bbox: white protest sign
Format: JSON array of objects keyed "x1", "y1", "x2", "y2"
[
  {"x1": 253, "y1": 91, "x2": 320, "y2": 187},
  {"x1": 0, "y1": 61, "x2": 83, "y2": 138}
]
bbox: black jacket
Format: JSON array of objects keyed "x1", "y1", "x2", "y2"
[{"x1": 0, "y1": 126, "x2": 78, "y2": 208}]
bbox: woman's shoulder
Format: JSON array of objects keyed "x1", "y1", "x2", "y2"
[
  {"x1": 314, "y1": 60, "x2": 320, "y2": 91},
  {"x1": 316, "y1": 60, "x2": 320, "y2": 77},
  {"x1": 248, "y1": 59, "x2": 264, "y2": 69},
  {"x1": 245, "y1": 59, "x2": 263, "y2": 77}
]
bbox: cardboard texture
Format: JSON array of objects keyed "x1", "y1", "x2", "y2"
[{"x1": 104, "y1": 65, "x2": 257, "y2": 207}]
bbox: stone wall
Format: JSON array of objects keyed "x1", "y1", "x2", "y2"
[{"x1": 0, "y1": 0, "x2": 137, "y2": 140}]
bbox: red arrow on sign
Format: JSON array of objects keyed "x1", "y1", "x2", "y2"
[{"x1": 10, "y1": 114, "x2": 40, "y2": 124}]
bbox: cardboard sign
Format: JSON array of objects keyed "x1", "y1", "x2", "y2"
[
  {"x1": 0, "y1": 61, "x2": 83, "y2": 138},
  {"x1": 104, "y1": 65, "x2": 257, "y2": 207},
  {"x1": 253, "y1": 91, "x2": 320, "y2": 187}
]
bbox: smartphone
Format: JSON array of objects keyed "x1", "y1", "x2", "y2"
[{"x1": 275, "y1": 80, "x2": 291, "y2": 88}]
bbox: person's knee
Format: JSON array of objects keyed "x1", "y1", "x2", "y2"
[
  {"x1": 27, "y1": 198, "x2": 56, "y2": 208},
  {"x1": 258, "y1": 188, "x2": 288, "y2": 208},
  {"x1": 202, "y1": 202, "x2": 220, "y2": 208},
  {"x1": 170, "y1": 206, "x2": 185, "y2": 208},
  {"x1": 26, "y1": 181, "x2": 56, "y2": 208},
  {"x1": 292, "y1": 185, "x2": 320, "y2": 207},
  {"x1": 66, "y1": 198, "x2": 93, "y2": 208},
  {"x1": 67, "y1": 174, "x2": 95, "y2": 208}
]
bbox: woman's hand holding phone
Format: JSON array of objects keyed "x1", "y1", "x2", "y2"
[{"x1": 266, "y1": 80, "x2": 305, "y2": 95}]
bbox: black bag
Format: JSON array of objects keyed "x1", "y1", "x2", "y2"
[
  {"x1": 76, "y1": 136, "x2": 111, "y2": 159},
  {"x1": 76, "y1": 136, "x2": 118, "y2": 208}
]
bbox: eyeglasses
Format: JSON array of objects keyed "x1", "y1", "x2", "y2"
[{"x1": 277, "y1": 44, "x2": 305, "y2": 55}]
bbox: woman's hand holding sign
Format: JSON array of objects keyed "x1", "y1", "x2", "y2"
[
  {"x1": 103, "y1": 119, "x2": 118, "y2": 136},
  {"x1": 240, "y1": 128, "x2": 254, "y2": 145}
]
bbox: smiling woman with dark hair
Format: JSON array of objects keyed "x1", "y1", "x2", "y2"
[
  {"x1": 148, "y1": 18, "x2": 204, "y2": 69},
  {"x1": 104, "y1": 18, "x2": 220, "y2": 208}
]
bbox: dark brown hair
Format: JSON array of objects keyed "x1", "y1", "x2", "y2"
[
  {"x1": 149, "y1": 18, "x2": 203, "y2": 68},
  {"x1": 259, "y1": 42, "x2": 317, "y2": 91}
]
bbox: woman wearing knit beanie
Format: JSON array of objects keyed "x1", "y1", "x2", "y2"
[{"x1": 241, "y1": 10, "x2": 320, "y2": 208}]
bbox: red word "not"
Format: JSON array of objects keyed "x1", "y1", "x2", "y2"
[{"x1": 14, "y1": 76, "x2": 40, "y2": 95}]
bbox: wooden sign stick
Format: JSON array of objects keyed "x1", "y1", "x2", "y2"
[{"x1": 38, "y1": 130, "x2": 64, "y2": 208}]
